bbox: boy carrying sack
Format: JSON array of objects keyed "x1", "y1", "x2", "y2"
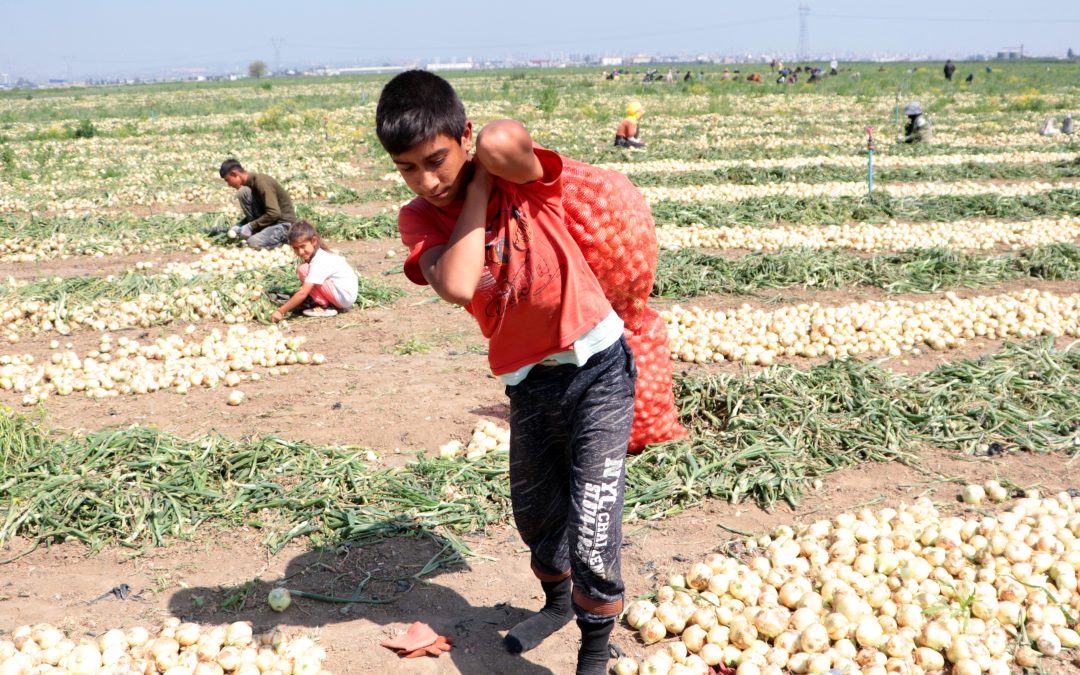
[{"x1": 377, "y1": 70, "x2": 634, "y2": 675}]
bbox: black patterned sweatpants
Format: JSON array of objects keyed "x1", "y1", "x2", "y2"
[{"x1": 506, "y1": 336, "x2": 636, "y2": 622}]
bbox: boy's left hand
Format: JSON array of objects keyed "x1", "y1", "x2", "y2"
[{"x1": 271, "y1": 309, "x2": 284, "y2": 323}]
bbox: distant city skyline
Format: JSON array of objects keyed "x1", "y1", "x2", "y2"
[{"x1": 3, "y1": 0, "x2": 1079, "y2": 81}]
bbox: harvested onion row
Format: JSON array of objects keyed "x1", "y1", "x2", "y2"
[
  {"x1": 0, "y1": 282, "x2": 266, "y2": 337},
  {"x1": 640, "y1": 180, "x2": 1078, "y2": 205},
  {"x1": 0, "y1": 325, "x2": 324, "y2": 405},
  {"x1": 600, "y1": 151, "x2": 1079, "y2": 176},
  {"x1": 0, "y1": 618, "x2": 328, "y2": 675},
  {"x1": 676, "y1": 130, "x2": 1076, "y2": 151},
  {"x1": 162, "y1": 246, "x2": 295, "y2": 280},
  {"x1": 382, "y1": 147, "x2": 1075, "y2": 190},
  {"x1": 0, "y1": 233, "x2": 214, "y2": 264},
  {"x1": 6, "y1": 128, "x2": 364, "y2": 214},
  {"x1": 617, "y1": 488, "x2": 1080, "y2": 675},
  {"x1": 655, "y1": 217, "x2": 1080, "y2": 253},
  {"x1": 664, "y1": 289, "x2": 1080, "y2": 366}
]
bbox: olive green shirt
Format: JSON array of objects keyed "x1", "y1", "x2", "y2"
[{"x1": 245, "y1": 173, "x2": 297, "y2": 232}]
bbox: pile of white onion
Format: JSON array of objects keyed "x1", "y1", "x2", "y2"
[
  {"x1": 614, "y1": 486, "x2": 1080, "y2": 675},
  {"x1": 655, "y1": 216, "x2": 1080, "y2": 253},
  {"x1": 0, "y1": 233, "x2": 176, "y2": 264},
  {"x1": 0, "y1": 618, "x2": 328, "y2": 675},
  {"x1": 0, "y1": 325, "x2": 323, "y2": 404},
  {"x1": 438, "y1": 419, "x2": 510, "y2": 460},
  {"x1": 664, "y1": 289, "x2": 1080, "y2": 366},
  {"x1": 639, "y1": 180, "x2": 1073, "y2": 205},
  {"x1": 162, "y1": 247, "x2": 295, "y2": 280},
  {"x1": 0, "y1": 282, "x2": 266, "y2": 337}
]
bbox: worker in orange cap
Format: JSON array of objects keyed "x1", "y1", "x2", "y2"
[{"x1": 614, "y1": 101, "x2": 645, "y2": 149}]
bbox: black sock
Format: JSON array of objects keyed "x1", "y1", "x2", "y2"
[
  {"x1": 503, "y1": 577, "x2": 573, "y2": 653},
  {"x1": 576, "y1": 618, "x2": 615, "y2": 675}
]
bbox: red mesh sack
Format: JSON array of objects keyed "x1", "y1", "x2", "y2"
[
  {"x1": 561, "y1": 158, "x2": 658, "y2": 331},
  {"x1": 625, "y1": 308, "x2": 688, "y2": 453}
]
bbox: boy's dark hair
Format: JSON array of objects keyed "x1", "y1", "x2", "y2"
[
  {"x1": 288, "y1": 220, "x2": 325, "y2": 250},
  {"x1": 375, "y1": 70, "x2": 466, "y2": 155},
  {"x1": 219, "y1": 158, "x2": 243, "y2": 177}
]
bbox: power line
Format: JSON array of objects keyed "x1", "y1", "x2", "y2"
[
  {"x1": 288, "y1": 15, "x2": 796, "y2": 53},
  {"x1": 41, "y1": 13, "x2": 803, "y2": 75},
  {"x1": 814, "y1": 12, "x2": 1080, "y2": 24},
  {"x1": 66, "y1": 47, "x2": 255, "y2": 65},
  {"x1": 53, "y1": 16, "x2": 793, "y2": 74}
]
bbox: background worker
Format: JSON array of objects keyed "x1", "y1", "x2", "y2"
[
  {"x1": 900, "y1": 102, "x2": 933, "y2": 144},
  {"x1": 944, "y1": 59, "x2": 956, "y2": 81},
  {"x1": 614, "y1": 101, "x2": 646, "y2": 149},
  {"x1": 218, "y1": 159, "x2": 298, "y2": 249},
  {"x1": 1040, "y1": 117, "x2": 1061, "y2": 136}
]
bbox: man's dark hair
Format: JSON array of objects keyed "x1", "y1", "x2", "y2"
[
  {"x1": 219, "y1": 158, "x2": 244, "y2": 178},
  {"x1": 375, "y1": 70, "x2": 466, "y2": 155}
]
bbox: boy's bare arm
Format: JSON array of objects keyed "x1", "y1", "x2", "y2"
[
  {"x1": 475, "y1": 120, "x2": 543, "y2": 185},
  {"x1": 418, "y1": 165, "x2": 493, "y2": 306},
  {"x1": 417, "y1": 120, "x2": 539, "y2": 305}
]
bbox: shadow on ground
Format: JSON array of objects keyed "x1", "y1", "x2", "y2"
[{"x1": 167, "y1": 528, "x2": 555, "y2": 674}]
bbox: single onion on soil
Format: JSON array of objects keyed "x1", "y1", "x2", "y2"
[{"x1": 267, "y1": 588, "x2": 292, "y2": 613}]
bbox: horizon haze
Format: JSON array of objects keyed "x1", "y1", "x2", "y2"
[{"x1": 2, "y1": 0, "x2": 1078, "y2": 82}]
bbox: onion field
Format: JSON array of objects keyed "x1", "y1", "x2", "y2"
[{"x1": 1, "y1": 62, "x2": 1079, "y2": 675}]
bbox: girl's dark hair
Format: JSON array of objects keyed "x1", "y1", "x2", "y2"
[
  {"x1": 376, "y1": 70, "x2": 467, "y2": 155},
  {"x1": 288, "y1": 220, "x2": 325, "y2": 250}
]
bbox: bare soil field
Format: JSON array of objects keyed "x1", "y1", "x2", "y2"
[{"x1": 5, "y1": 80, "x2": 1080, "y2": 675}]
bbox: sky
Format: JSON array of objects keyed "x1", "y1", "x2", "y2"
[{"x1": 2, "y1": 0, "x2": 1078, "y2": 81}]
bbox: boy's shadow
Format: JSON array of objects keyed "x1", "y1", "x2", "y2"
[{"x1": 167, "y1": 526, "x2": 555, "y2": 674}]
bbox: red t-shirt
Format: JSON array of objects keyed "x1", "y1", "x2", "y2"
[{"x1": 398, "y1": 147, "x2": 612, "y2": 375}]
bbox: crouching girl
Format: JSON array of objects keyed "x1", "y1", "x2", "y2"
[{"x1": 271, "y1": 220, "x2": 359, "y2": 321}]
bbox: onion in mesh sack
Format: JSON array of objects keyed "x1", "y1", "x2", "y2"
[
  {"x1": 561, "y1": 158, "x2": 657, "y2": 332},
  {"x1": 560, "y1": 160, "x2": 686, "y2": 451},
  {"x1": 624, "y1": 309, "x2": 688, "y2": 452}
]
